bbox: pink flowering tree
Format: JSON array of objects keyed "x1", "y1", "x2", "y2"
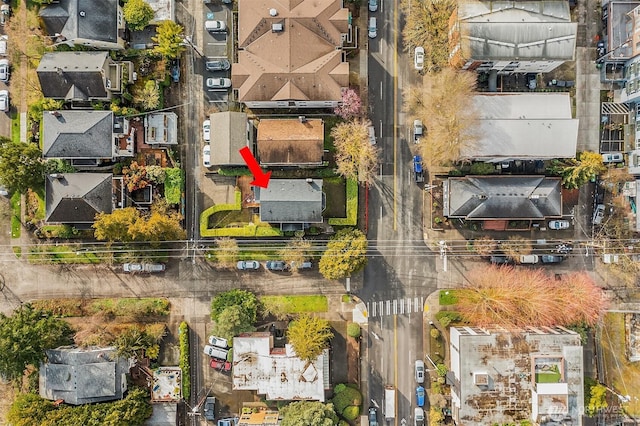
[{"x1": 334, "y1": 88, "x2": 362, "y2": 120}]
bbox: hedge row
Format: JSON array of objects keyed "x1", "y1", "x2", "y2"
[
  {"x1": 179, "y1": 321, "x2": 190, "y2": 401},
  {"x1": 328, "y1": 178, "x2": 358, "y2": 226},
  {"x1": 199, "y1": 191, "x2": 242, "y2": 236}
]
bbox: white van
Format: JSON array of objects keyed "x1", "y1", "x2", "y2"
[
  {"x1": 204, "y1": 345, "x2": 229, "y2": 360},
  {"x1": 368, "y1": 17, "x2": 377, "y2": 39},
  {"x1": 593, "y1": 204, "x2": 605, "y2": 225},
  {"x1": 519, "y1": 255, "x2": 539, "y2": 264}
]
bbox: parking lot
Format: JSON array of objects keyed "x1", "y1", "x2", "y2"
[{"x1": 202, "y1": 4, "x2": 231, "y2": 104}]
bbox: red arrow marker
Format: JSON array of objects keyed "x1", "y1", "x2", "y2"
[{"x1": 239, "y1": 146, "x2": 271, "y2": 188}]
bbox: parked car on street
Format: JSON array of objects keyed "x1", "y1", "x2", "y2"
[
  {"x1": 210, "y1": 357, "x2": 232, "y2": 371},
  {"x1": 202, "y1": 119, "x2": 211, "y2": 142},
  {"x1": 541, "y1": 255, "x2": 565, "y2": 264},
  {"x1": 205, "y1": 58, "x2": 231, "y2": 72},
  {"x1": 203, "y1": 144, "x2": 211, "y2": 167},
  {"x1": 548, "y1": 220, "x2": 570, "y2": 230},
  {"x1": 123, "y1": 263, "x2": 165, "y2": 273},
  {"x1": 416, "y1": 386, "x2": 425, "y2": 407},
  {"x1": 266, "y1": 260, "x2": 288, "y2": 271},
  {"x1": 490, "y1": 255, "x2": 513, "y2": 265},
  {"x1": 170, "y1": 59, "x2": 180, "y2": 82},
  {"x1": 0, "y1": 35, "x2": 7, "y2": 56},
  {"x1": 206, "y1": 77, "x2": 232, "y2": 89},
  {"x1": 204, "y1": 345, "x2": 229, "y2": 359},
  {"x1": 414, "y1": 407, "x2": 425, "y2": 425},
  {"x1": 0, "y1": 58, "x2": 9, "y2": 82},
  {"x1": 208, "y1": 335, "x2": 229, "y2": 348},
  {"x1": 415, "y1": 360, "x2": 425, "y2": 383},
  {"x1": 368, "y1": 0, "x2": 378, "y2": 12},
  {"x1": 368, "y1": 407, "x2": 378, "y2": 426},
  {"x1": 413, "y1": 155, "x2": 424, "y2": 183},
  {"x1": 203, "y1": 397, "x2": 216, "y2": 420},
  {"x1": 237, "y1": 260, "x2": 260, "y2": 270},
  {"x1": 0, "y1": 89, "x2": 9, "y2": 112},
  {"x1": 205, "y1": 20, "x2": 227, "y2": 32},
  {"x1": 602, "y1": 152, "x2": 624, "y2": 163},
  {"x1": 519, "y1": 255, "x2": 539, "y2": 264},
  {"x1": 413, "y1": 119, "x2": 423, "y2": 143},
  {"x1": 414, "y1": 46, "x2": 424, "y2": 71},
  {"x1": 368, "y1": 17, "x2": 377, "y2": 38}
]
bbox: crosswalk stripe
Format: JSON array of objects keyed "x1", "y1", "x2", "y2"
[{"x1": 366, "y1": 298, "x2": 426, "y2": 317}]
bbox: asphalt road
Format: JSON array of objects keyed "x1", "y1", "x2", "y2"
[{"x1": 363, "y1": 0, "x2": 436, "y2": 423}]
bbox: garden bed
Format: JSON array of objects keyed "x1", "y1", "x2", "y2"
[{"x1": 323, "y1": 177, "x2": 346, "y2": 218}]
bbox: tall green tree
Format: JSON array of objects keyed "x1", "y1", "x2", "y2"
[
  {"x1": 210, "y1": 289, "x2": 258, "y2": 323},
  {"x1": 0, "y1": 304, "x2": 74, "y2": 382},
  {"x1": 123, "y1": 0, "x2": 155, "y2": 31},
  {"x1": 549, "y1": 151, "x2": 606, "y2": 189},
  {"x1": 287, "y1": 314, "x2": 333, "y2": 362},
  {"x1": 211, "y1": 304, "x2": 256, "y2": 343},
  {"x1": 0, "y1": 138, "x2": 44, "y2": 194},
  {"x1": 319, "y1": 228, "x2": 368, "y2": 280},
  {"x1": 152, "y1": 20, "x2": 185, "y2": 59},
  {"x1": 280, "y1": 401, "x2": 339, "y2": 426}
]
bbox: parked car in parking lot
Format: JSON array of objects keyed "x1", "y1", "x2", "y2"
[
  {"x1": 416, "y1": 386, "x2": 425, "y2": 407},
  {"x1": 526, "y1": 73, "x2": 537, "y2": 90},
  {"x1": 266, "y1": 260, "x2": 288, "y2": 271},
  {"x1": 203, "y1": 397, "x2": 215, "y2": 420},
  {"x1": 541, "y1": 255, "x2": 565, "y2": 264},
  {"x1": 0, "y1": 89, "x2": 9, "y2": 112},
  {"x1": 548, "y1": 220, "x2": 570, "y2": 230},
  {"x1": 210, "y1": 357, "x2": 232, "y2": 371},
  {"x1": 205, "y1": 58, "x2": 231, "y2": 71},
  {"x1": 237, "y1": 260, "x2": 260, "y2": 270},
  {"x1": 415, "y1": 360, "x2": 425, "y2": 383},
  {"x1": 205, "y1": 20, "x2": 227, "y2": 32},
  {"x1": 593, "y1": 204, "x2": 605, "y2": 225},
  {"x1": 0, "y1": 58, "x2": 9, "y2": 82},
  {"x1": 414, "y1": 46, "x2": 424, "y2": 71},
  {"x1": 208, "y1": 335, "x2": 229, "y2": 348},
  {"x1": 206, "y1": 77, "x2": 232, "y2": 89}
]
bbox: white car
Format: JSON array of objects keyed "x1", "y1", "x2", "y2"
[
  {"x1": 203, "y1": 145, "x2": 211, "y2": 168},
  {"x1": 414, "y1": 46, "x2": 425, "y2": 71},
  {"x1": 548, "y1": 220, "x2": 570, "y2": 230},
  {"x1": 237, "y1": 260, "x2": 260, "y2": 270},
  {"x1": 206, "y1": 77, "x2": 232, "y2": 89},
  {"x1": 205, "y1": 20, "x2": 227, "y2": 32},
  {"x1": 368, "y1": 0, "x2": 378, "y2": 12},
  {"x1": 0, "y1": 90, "x2": 9, "y2": 112},
  {"x1": 202, "y1": 119, "x2": 211, "y2": 142},
  {"x1": 368, "y1": 17, "x2": 377, "y2": 39},
  {"x1": 602, "y1": 152, "x2": 623, "y2": 163},
  {"x1": 0, "y1": 35, "x2": 7, "y2": 57},
  {"x1": 415, "y1": 360, "x2": 425, "y2": 383},
  {"x1": 208, "y1": 335, "x2": 229, "y2": 349},
  {"x1": 413, "y1": 119, "x2": 423, "y2": 143},
  {"x1": 0, "y1": 59, "x2": 9, "y2": 82}
]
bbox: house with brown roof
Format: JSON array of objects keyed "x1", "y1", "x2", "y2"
[
  {"x1": 232, "y1": 0, "x2": 350, "y2": 109},
  {"x1": 257, "y1": 118, "x2": 324, "y2": 167}
]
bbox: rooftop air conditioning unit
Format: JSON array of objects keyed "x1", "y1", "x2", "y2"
[{"x1": 272, "y1": 23, "x2": 283, "y2": 32}]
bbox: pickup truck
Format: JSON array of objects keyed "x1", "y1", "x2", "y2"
[
  {"x1": 123, "y1": 263, "x2": 166, "y2": 273},
  {"x1": 413, "y1": 155, "x2": 424, "y2": 183},
  {"x1": 413, "y1": 119, "x2": 423, "y2": 143}
]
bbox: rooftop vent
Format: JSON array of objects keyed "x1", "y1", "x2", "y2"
[
  {"x1": 269, "y1": 8, "x2": 278, "y2": 16},
  {"x1": 79, "y1": 10, "x2": 86, "y2": 17},
  {"x1": 299, "y1": 115, "x2": 307, "y2": 123},
  {"x1": 50, "y1": 174, "x2": 62, "y2": 179},
  {"x1": 272, "y1": 22, "x2": 283, "y2": 32},
  {"x1": 473, "y1": 372, "x2": 489, "y2": 386},
  {"x1": 306, "y1": 178, "x2": 313, "y2": 184}
]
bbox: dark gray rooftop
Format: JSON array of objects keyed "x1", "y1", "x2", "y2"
[
  {"x1": 43, "y1": 110, "x2": 114, "y2": 159},
  {"x1": 39, "y1": 346, "x2": 129, "y2": 405},
  {"x1": 37, "y1": 52, "x2": 110, "y2": 101},
  {"x1": 45, "y1": 173, "x2": 113, "y2": 223},
  {"x1": 39, "y1": 0, "x2": 118, "y2": 44},
  {"x1": 258, "y1": 179, "x2": 323, "y2": 223},
  {"x1": 445, "y1": 176, "x2": 562, "y2": 219}
]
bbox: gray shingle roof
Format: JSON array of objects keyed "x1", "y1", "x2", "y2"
[
  {"x1": 37, "y1": 52, "x2": 110, "y2": 100},
  {"x1": 40, "y1": 346, "x2": 129, "y2": 405},
  {"x1": 210, "y1": 111, "x2": 249, "y2": 165},
  {"x1": 45, "y1": 173, "x2": 113, "y2": 223},
  {"x1": 43, "y1": 110, "x2": 114, "y2": 159},
  {"x1": 39, "y1": 0, "x2": 118, "y2": 44},
  {"x1": 258, "y1": 179, "x2": 323, "y2": 223},
  {"x1": 445, "y1": 176, "x2": 562, "y2": 219}
]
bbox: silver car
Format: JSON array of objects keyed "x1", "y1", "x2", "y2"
[
  {"x1": 0, "y1": 58, "x2": 9, "y2": 82},
  {"x1": 206, "y1": 77, "x2": 232, "y2": 89},
  {"x1": 237, "y1": 260, "x2": 260, "y2": 270},
  {"x1": 0, "y1": 89, "x2": 9, "y2": 112},
  {"x1": 415, "y1": 360, "x2": 425, "y2": 383},
  {"x1": 205, "y1": 58, "x2": 231, "y2": 72}
]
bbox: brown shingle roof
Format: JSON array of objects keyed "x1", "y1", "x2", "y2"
[
  {"x1": 257, "y1": 119, "x2": 324, "y2": 165},
  {"x1": 233, "y1": 0, "x2": 349, "y2": 104}
]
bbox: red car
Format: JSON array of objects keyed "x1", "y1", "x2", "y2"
[{"x1": 210, "y1": 357, "x2": 231, "y2": 372}]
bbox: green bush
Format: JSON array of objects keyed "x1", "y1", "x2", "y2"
[
  {"x1": 179, "y1": 322, "x2": 190, "y2": 401},
  {"x1": 342, "y1": 405, "x2": 360, "y2": 421},
  {"x1": 329, "y1": 178, "x2": 358, "y2": 226},
  {"x1": 333, "y1": 383, "x2": 347, "y2": 394},
  {"x1": 347, "y1": 323, "x2": 361, "y2": 339},
  {"x1": 448, "y1": 169, "x2": 463, "y2": 176},
  {"x1": 470, "y1": 162, "x2": 495, "y2": 175},
  {"x1": 200, "y1": 190, "x2": 242, "y2": 235},
  {"x1": 217, "y1": 167, "x2": 253, "y2": 176},
  {"x1": 436, "y1": 363, "x2": 448, "y2": 377},
  {"x1": 163, "y1": 168, "x2": 183, "y2": 204},
  {"x1": 332, "y1": 384, "x2": 362, "y2": 414},
  {"x1": 436, "y1": 311, "x2": 462, "y2": 328}
]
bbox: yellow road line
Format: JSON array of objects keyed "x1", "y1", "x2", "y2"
[
  {"x1": 394, "y1": 314, "x2": 398, "y2": 425},
  {"x1": 393, "y1": 0, "x2": 399, "y2": 231}
]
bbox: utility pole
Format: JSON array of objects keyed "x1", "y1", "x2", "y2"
[{"x1": 438, "y1": 240, "x2": 448, "y2": 272}]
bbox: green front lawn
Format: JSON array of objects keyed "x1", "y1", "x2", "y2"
[
  {"x1": 28, "y1": 246, "x2": 102, "y2": 264},
  {"x1": 10, "y1": 191, "x2": 20, "y2": 238},
  {"x1": 260, "y1": 295, "x2": 329, "y2": 313},
  {"x1": 439, "y1": 290, "x2": 458, "y2": 305},
  {"x1": 11, "y1": 112, "x2": 20, "y2": 144},
  {"x1": 535, "y1": 372, "x2": 561, "y2": 383}
]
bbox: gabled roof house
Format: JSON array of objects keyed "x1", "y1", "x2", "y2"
[
  {"x1": 45, "y1": 173, "x2": 114, "y2": 224},
  {"x1": 39, "y1": 346, "x2": 130, "y2": 405},
  {"x1": 37, "y1": 52, "x2": 133, "y2": 102},
  {"x1": 449, "y1": 0, "x2": 577, "y2": 73},
  {"x1": 444, "y1": 176, "x2": 563, "y2": 220},
  {"x1": 232, "y1": 0, "x2": 350, "y2": 108},
  {"x1": 43, "y1": 110, "x2": 133, "y2": 162},
  {"x1": 449, "y1": 326, "x2": 584, "y2": 426},
  {"x1": 257, "y1": 179, "x2": 324, "y2": 230},
  {"x1": 39, "y1": 0, "x2": 126, "y2": 50},
  {"x1": 257, "y1": 118, "x2": 324, "y2": 167}
]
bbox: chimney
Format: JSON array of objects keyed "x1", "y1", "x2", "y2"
[
  {"x1": 306, "y1": 178, "x2": 313, "y2": 184},
  {"x1": 298, "y1": 116, "x2": 307, "y2": 123}
]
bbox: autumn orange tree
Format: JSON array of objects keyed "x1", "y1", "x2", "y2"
[
  {"x1": 454, "y1": 266, "x2": 608, "y2": 327},
  {"x1": 331, "y1": 119, "x2": 379, "y2": 183}
]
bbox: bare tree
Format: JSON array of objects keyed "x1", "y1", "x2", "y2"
[
  {"x1": 215, "y1": 238, "x2": 239, "y2": 269},
  {"x1": 331, "y1": 119, "x2": 379, "y2": 183},
  {"x1": 499, "y1": 236, "x2": 532, "y2": 263},
  {"x1": 280, "y1": 237, "x2": 312, "y2": 272},
  {"x1": 472, "y1": 236, "x2": 497, "y2": 256},
  {"x1": 403, "y1": 68, "x2": 479, "y2": 168}
]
